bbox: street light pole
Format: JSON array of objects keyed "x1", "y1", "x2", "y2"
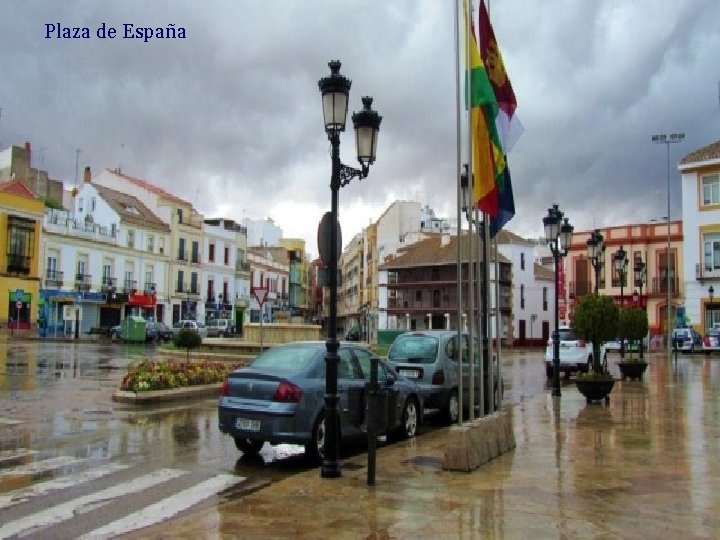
[
  {"x1": 614, "y1": 246, "x2": 628, "y2": 359},
  {"x1": 543, "y1": 204, "x2": 574, "y2": 398},
  {"x1": 652, "y1": 132, "x2": 684, "y2": 351},
  {"x1": 318, "y1": 60, "x2": 381, "y2": 479},
  {"x1": 634, "y1": 259, "x2": 646, "y2": 359}
]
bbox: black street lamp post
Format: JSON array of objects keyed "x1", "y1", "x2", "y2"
[
  {"x1": 543, "y1": 204, "x2": 574, "y2": 398},
  {"x1": 634, "y1": 259, "x2": 646, "y2": 359},
  {"x1": 586, "y1": 229, "x2": 605, "y2": 295},
  {"x1": 318, "y1": 60, "x2": 381, "y2": 478},
  {"x1": 614, "y1": 246, "x2": 628, "y2": 359},
  {"x1": 709, "y1": 286, "x2": 715, "y2": 329}
]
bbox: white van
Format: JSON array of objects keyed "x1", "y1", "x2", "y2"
[{"x1": 207, "y1": 319, "x2": 233, "y2": 337}]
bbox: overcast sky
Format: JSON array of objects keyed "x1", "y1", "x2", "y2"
[{"x1": 1, "y1": 0, "x2": 719, "y2": 258}]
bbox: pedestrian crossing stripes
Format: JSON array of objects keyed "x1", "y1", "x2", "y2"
[
  {"x1": 0, "y1": 468, "x2": 187, "y2": 538},
  {"x1": 0, "y1": 461, "x2": 131, "y2": 510},
  {"x1": 0, "y1": 455, "x2": 84, "y2": 479},
  {"x1": 81, "y1": 474, "x2": 246, "y2": 539}
]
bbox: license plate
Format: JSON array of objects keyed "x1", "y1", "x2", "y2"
[
  {"x1": 236, "y1": 418, "x2": 260, "y2": 431},
  {"x1": 399, "y1": 369, "x2": 419, "y2": 379}
]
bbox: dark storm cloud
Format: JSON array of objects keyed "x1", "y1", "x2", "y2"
[{"x1": 1, "y1": 0, "x2": 719, "y2": 253}]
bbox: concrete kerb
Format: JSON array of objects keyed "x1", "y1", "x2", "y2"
[
  {"x1": 443, "y1": 411, "x2": 515, "y2": 472},
  {"x1": 112, "y1": 383, "x2": 222, "y2": 405}
]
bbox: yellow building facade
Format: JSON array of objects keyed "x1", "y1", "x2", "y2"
[{"x1": 0, "y1": 181, "x2": 45, "y2": 329}]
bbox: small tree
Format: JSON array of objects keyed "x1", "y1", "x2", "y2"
[
  {"x1": 572, "y1": 295, "x2": 619, "y2": 374},
  {"x1": 618, "y1": 308, "x2": 649, "y2": 360},
  {"x1": 174, "y1": 328, "x2": 202, "y2": 360}
]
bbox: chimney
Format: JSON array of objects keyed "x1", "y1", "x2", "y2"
[
  {"x1": 83, "y1": 166, "x2": 92, "y2": 183},
  {"x1": 24, "y1": 141, "x2": 31, "y2": 163}
]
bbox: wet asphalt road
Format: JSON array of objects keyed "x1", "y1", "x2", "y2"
[{"x1": 0, "y1": 340, "x2": 551, "y2": 537}]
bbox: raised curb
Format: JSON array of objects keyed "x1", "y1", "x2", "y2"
[
  {"x1": 112, "y1": 383, "x2": 222, "y2": 404},
  {"x1": 443, "y1": 411, "x2": 516, "y2": 471}
]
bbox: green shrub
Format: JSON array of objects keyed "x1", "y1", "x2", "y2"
[
  {"x1": 174, "y1": 328, "x2": 202, "y2": 360},
  {"x1": 572, "y1": 295, "x2": 619, "y2": 373}
]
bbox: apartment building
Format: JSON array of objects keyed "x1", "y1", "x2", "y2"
[
  {"x1": 0, "y1": 180, "x2": 44, "y2": 328},
  {"x1": 247, "y1": 246, "x2": 289, "y2": 323},
  {"x1": 680, "y1": 138, "x2": 720, "y2": 332},
  {"x1": 278, "y1": 238, "x2": 311, "y2": 321}
]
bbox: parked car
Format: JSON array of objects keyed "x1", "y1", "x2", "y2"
[
  {"x1": 345, "y1": 327, "x2": 360, "y2": 341},
  {"x1": 218, "y1": 341, "x2": 422, "y2": 462},
  {"x1": 206, "y1": 319, "x2": 233, "y2": 338},
  {"x1": 171, "y1": 320, "x2": 208, "y2": 340},
  {"x1": 544, "y1": 326, "x2": 599, "y2": 378},
  {"x1": 603, "y1": 338, "x2": 640, "y2": 354},
  {"x1": 145, "y1": 321, "x2": 174, "y2": 343},
  {"x1": 386, "y1": 330, "x2": 499, "y2": 425},
  {"x1": 702, "y1": 329, "x2": 720, "y2": 354},
  {"x1": 671, "y1": 328, "x2": 703, "y2": 352}
]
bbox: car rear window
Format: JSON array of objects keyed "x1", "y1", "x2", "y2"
[
  {"x1": 250, "y1": 345, "x2": 321, "y2": 372},
  {"x1": 388, "y1": 334, "x2": 439, "y2": 364},
  {"x1": 558, "y1": 329, "x2": 578, "y2": 341}
]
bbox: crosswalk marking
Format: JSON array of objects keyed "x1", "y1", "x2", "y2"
[
  {"x1": 80, "y1": 474, "x2": 246, "y2": 539},
  {"x1": 0, "y1": 448, "x2": 38, "y2": 465},
  {"x1": 0, "y1": 456, "x2": 83, "y2": 478},
  {"x1": 0, "y1": 462, "x2": 132, "y2": 510},
  {"x1": 0, "y1": 468, "x2": 187, "y2": 538}
]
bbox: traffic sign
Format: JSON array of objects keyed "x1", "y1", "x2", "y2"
[
  {"x1": 252, "y1": 287, "x2": 268, "y2": 307},
  {"x1": 15, "y1": 289, "x2": 24, "y2": 301}
]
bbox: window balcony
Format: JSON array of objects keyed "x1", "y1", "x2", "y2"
[
  {"x1": 101, "y1": 276, "x2": 117, "y2": 291},
  {"x1": 696, "y1": 263, "x2": 720, "y2": 282},
  {"x1": 7, "y1": 254, "x2": 31, "y2": 275},
  {"x1": 123, "y1": 279, "x2": 137, "y2": 293},
  {"x1": 45, "y1": 269, "x2": 64, "y2": 287},
  {"x1": 144, "y1": 282, "x2": 157, "y2": 295},
  {"x1": 75, "y1": 273, "x2": 92, "y2": 291}
]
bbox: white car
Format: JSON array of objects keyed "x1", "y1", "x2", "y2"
[
  {"x1": 171, "y1": 320, "x2": 208, "y2": 341},
  {"x1": 544, "y1": 326, "x2": 597, "y2": 378}
]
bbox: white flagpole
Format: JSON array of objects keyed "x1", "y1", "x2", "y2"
[{"x1": 454, "y1": 0, "x2": 464, "y2": 425}]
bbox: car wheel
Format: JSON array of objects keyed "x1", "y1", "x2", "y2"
[
  {"x1": 397, "y1": 397, "x2": 419, "y2": 439},
  {"x1": 234, "y1": 437, "x2": 264, "y2": 454},
  {"x1": 305, "y1": 412, "x2": 327, "y2": 463},
  {"x1": 442, "y1": 390, "x2": 459, "y2": 425}
]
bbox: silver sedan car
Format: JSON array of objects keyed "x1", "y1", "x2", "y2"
[{"x1": 218, "y1": 341, "x2": 423, "y2": 461}]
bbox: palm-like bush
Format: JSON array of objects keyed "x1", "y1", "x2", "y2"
[{"x1": 572, "y1": 294, "x2": 619, "y2": 374}]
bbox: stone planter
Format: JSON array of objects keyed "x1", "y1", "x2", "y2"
[
  {"x1": 617, "y1": 360, "x2": 648, "y2": 381},
  {"x1": 112, "y1": 383, "x2": 222, "y2": 405},
  {"x1": 576, "y1": 377, "x2": 615, "y2": 404}
]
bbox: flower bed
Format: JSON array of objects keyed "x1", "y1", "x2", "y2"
[{"x1": 120, "y1": 359, "x2": 242, "y2": 392}]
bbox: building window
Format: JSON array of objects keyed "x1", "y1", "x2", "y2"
[
  {"x1": 191, "y1": 272, "x2": 198, "y2": 293},
  {"x1": 47, "y1": 255, "x2": 58, "y2": 279},
  {"x1": 7, "y1": 216, "x2": 35, "y2": 275},
  {"x1": 147, "y1": 234, "x2": 154, "y2": 252},
  {"x1": 209, "y1": 243, "x2": 215, "y2": 262},
  {"x1": 520, "y1": 252, "x2": 525, "y2": 270},
  {"x1": 208, "y1": 279, "x2": 215, "y2": 301},
  {"x1": 520, "y1": 284, "x2": 525, "y2": 309},
  {"x1": 224, "y1": 247, "x2": 230, "y2": 265},
  {"x1": 415, "y1": 290, "x2": 422, "y2": 302},
  {"x1": 79, "y1": 197, "x2": 84, "y2": 212},
  {"x1": 543, "y1": 287, "x2": 548, "y2": 311},
  {"x1": 177, "y1": 270, "x2": 184, "y2": 292},
  {"x1": 704, "y1": 233, "x2": 720, "y2": 271},
  {"x1": 91, "y1": 196, "x2": 96, "y2": 211},
  {"x1": 702, "y1": 174, "x2": 720, "y2": 206},
  {"x1": 127, "y1": 229, "x2": 135, "y2": 248},
  {"x1": 192, "y1": 241, "x2": 199, "y2": 263}
]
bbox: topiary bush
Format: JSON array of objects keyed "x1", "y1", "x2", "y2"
[
  {"x1": 618, "y1": 307, "x2": 649, "y2": 360},
  {"x1": 174, "y1": 328, "x2": 202, "y2": 360},
  {"x1": 572, "y1": 294, "x2": 619, "y2": 373}
]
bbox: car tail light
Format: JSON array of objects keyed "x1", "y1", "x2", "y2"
[
  {"x1": 577, "y1": 340, "x2": 586, "y2": 347},
  {"x1": 273, "y1": 381, "x2": 303, "y2": 403},
  {"x1": 220, "y1": 379, "x2": 229, "y2": 396},
  {"x1": 431, "y1": 370, "x2": 444, "y2": 385}
]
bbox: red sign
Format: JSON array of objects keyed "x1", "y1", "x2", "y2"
[
  {"x1": 128, "y1": 292, "x2": 157, "y2": 308},
  {"x1": 252, "y1": 287, "x2": 268, "y2": 307}
]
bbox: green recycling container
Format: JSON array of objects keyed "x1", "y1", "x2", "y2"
[{"x1": 121, "y1": 315, "x2": 146, "y2": 342}]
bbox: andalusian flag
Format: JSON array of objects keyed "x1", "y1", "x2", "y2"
[
  {"x1": 478, "y1": 0, "x2": 520, "y2": 236},
  {"x1": 465, "y1": 1, "x2": 504, "y2": 216}
]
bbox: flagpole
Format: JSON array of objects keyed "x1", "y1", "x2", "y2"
[
  {"x1": 475, "y1": 207, "x2": 485, "y2": 417},
  {"x1": 482, "y1": 212, "x2": 493, "y2": 414},
  {"x1": 454, "y1": 0, "x2": 464, "y2": 425},
  {"x1": 465, "y1": 1, "x2": 476, "y2": 423},
  {"x1": 494, "y1": 236, "x2": 503, "y2": 406}
]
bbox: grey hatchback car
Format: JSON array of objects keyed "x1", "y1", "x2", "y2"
[
  {"x1": 218, "y1": 341, "x2": 423, "y2": 462},
  {"x1": 387, "y1": 330, "x2": 498, "y2": 424}
]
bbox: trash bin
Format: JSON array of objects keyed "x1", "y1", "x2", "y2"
[{"x1": 121, "y1": 316, "x2": 146, "y2": 342}]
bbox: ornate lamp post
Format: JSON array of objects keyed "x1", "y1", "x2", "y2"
[
  {"x1": 634, "y1": 259, "x2": 646, "y2": 359},
  {"x1": 613, "y1": 246, "x2": 628, "y2": 358},
  {"x1": 709, "y1": 285, "x2": 715, "y2": 329},
  {"x1": 318, "y1": 60, "x2": 381, "y2": 478},
  {"x1": 586, "y1": 229, "x2": 605, "y2": 295},
  {"x1": 543, "y1": 204, "x2": 574, "y2": 398}
]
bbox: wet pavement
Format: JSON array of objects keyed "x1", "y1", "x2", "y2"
[{"x1": 125, "y1": 351, "x2": 720, "y2": 539}]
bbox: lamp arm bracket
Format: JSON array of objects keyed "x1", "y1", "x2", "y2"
[{"x1": 339, "y1": 163, "x2": 368, "y2": 187}]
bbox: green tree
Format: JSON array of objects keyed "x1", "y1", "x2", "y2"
[
  {"x1": 618, "y1": 308, "x2": 649, "y2": 359},
  {"x1": 174, "y1": 328, "x2": 202, "y2": 360},
  {"x1": 572, "y1": 294, "x2": 619, "y2": 373}
]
